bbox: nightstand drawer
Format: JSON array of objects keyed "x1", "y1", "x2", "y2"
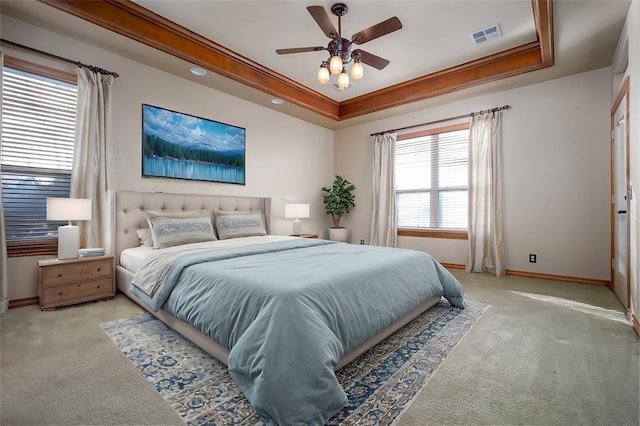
[
  {"x1": 42, "y1": 278, "x2": 113, "y2": 305},
  {"x1": 41, "y1": 258, "x2": 112, "y2": 287}
]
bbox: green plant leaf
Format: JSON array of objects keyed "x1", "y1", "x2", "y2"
[{"x1": 321, "y1": 175, "x2": 356, "y2": 228}]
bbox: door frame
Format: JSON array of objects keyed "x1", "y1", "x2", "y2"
[{"x1": 610, "y1": 76, "x2": 630, "y2": 310}]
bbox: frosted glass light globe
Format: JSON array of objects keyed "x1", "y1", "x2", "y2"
[
  {"x1": 317, "y1": 66, "x2": 330, "y2": 84},
  {"x1": 329, "y1": 55, "x2": 343, "y2": 74},
  {"x1": 350, "y1": 62, "x2": 364, "y2": 80},
  {"x1": 337, "y1": 71, "x2": 349, "y2": 89}
]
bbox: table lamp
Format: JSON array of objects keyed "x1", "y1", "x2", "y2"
[
  {"x1": 285, "y1": 203, "x2": 310, "y2": 236},
  {"x1": 46, "y1": 198, "x2": 92, "y2": 259}
]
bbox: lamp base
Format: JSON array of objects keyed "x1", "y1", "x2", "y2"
[
  {"x1": 58, "y1": 225, "x2": 80, "y2": 259},
  {"x1": 292, "y1": 220, "x2": 302, "y2": 236}
]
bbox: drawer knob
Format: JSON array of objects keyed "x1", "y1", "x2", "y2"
[
  {"x1": 97, "y1": 285, "x2": 101, "y2": 289},
  {"x1": 97, "y1": 267, "x2": 101, "y2": 272},
  {"x1": 57, "y1": 274, "x2": 63, "y2": 278},
  {"x1": 58, "y1": 292, "x2": 63, "y2": 296}
]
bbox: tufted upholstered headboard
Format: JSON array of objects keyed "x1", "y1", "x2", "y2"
[{"x1": 112, "y1": 190, "x2": 271, "y2": 265}]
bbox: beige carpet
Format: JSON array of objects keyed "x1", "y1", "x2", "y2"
[
  {"x1": 1, "y1": 270, "x2": 638, "y2": 426},
  {"x1": 397, "y1": 270, "x2": 639, "y2": 426},
  {"x1": 0, "y1": 294, "x2": 183, "y2": 425}
]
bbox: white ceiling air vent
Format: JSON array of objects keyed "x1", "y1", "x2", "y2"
[
  {"x1": 330, "y1": 74, "x2": 355, "y2": 91},
  {"x1": 471, "y1": 24, "x2": 502, "y2": 45}
]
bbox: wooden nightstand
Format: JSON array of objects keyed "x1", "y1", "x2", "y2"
[
  {"x1": 290, "y1": 234, "x2": 319, "y2": 239},
  {"x1": 38, "y1": 255, "x2": 115, "y2": 311}
]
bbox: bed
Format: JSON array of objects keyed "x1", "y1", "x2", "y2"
[{"x1": 112, "y1": 190, "x2": 465, "y2": 425}]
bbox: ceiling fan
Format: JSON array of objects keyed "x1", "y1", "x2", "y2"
[{"x1": 276, "y1": 3, "x2": 402, "y2": 89}]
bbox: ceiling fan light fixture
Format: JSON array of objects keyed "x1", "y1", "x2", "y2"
[
  {"x1": 337, "y1": 68, "x2": 350, "y2": 89},
  {"x1": 276, "y1": 3, "x2": 402, "y2": 89},
  {"x1": 318, "y1": 62, "x2": 330, "y2": 84},
  {"x1": 329, "y1": 55, "x2": 343, "y2": 74},
  {"x1": 350, "y1": 61, "x2": 363, "y2": 80}
]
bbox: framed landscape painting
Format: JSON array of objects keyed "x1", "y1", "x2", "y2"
[{"x1": 142, "y1": 104, "x2": 246, "y2": 185}]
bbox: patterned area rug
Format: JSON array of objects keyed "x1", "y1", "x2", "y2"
[{"x1": 102, "y1": 300, "x2": 488, "y2": 425}]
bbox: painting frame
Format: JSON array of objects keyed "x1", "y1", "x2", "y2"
[{"x1": 141, "y1": 104, "x2": 246, "y2": 185}]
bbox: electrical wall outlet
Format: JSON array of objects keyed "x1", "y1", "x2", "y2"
[
  {"x1": 360, "y1": 239, "x2": 365, "y2": 245},
  {"x1": 529, "y1": 254, "x2": 537, "y2": 263}
]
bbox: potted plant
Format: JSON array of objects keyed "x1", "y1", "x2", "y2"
[{"x1": 322, "y1": 175, "x2": 356, "y2": 242}]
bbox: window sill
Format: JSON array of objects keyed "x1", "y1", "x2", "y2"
[
  {"x1": 7, "y1": 240, "x2": 58, "y2": 258},
  {"x1": 397, "y1": 229, "x2": 468, "y2": 240}
]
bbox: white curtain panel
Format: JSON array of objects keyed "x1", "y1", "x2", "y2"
[
  {"x1": 466, "y1": 111, "x2": 505, "y2": 277},
  {"x1": 71, "y1": 68, "x2": 113, "y2": 251},
  {"x1": 369, "y1": 133, "x2": 397, "y2": 247},
  {"x1": 0, "y1": 48, "x2": 8, "y2": 313}
]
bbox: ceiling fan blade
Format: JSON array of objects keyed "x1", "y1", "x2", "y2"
[
  {"x1": 276, "y1": 46, "x2": 326, "y2": 55},
  {"x1": 353, "y1": 49, "x2": 390, "y2": 70},
  {"x1": 307, "y1": 5, "x2": 339, "y2": 38},
  {"x1": 351, "y1": 17, "x2": 402, "y2": 45}
]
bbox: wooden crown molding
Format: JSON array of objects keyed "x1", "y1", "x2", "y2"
[
  {"x1": 532, "y1": 0, "x2": 554, "y2": 67},
  {"x1": 340, "y1": 41, "x2": 543, "y2": 119},
  {"x1": 38, "y1": 0, "x2": 554, "y2": 121},
  {"x1": 38, "y1": 0, "x2": 340, "y2": 120}
]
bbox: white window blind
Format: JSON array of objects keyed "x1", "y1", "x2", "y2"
[
  {"x1": 395, "y1": 126, "x2": 469, "y2": 230},
  {"x1": 1, "y1": 66, "x2": 77, "y2": 242}
]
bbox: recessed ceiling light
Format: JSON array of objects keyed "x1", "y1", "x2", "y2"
[
  {"x1": 190, "y1": 67, "x2": 206, "y2": 76},
  {"x1": 271, "y1": 98, "x2": 284, "y2": 105}
]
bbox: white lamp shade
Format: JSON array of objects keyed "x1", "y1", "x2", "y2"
[
  {"x1": 46, "y1": 198, "x2": 92, "y2": 222},
  {"x1": 285, "y1": 204, "x2": 310, "y2": 219},
  {"x1": 46, "y1": 198, "x2": 91, "y2": 259}
]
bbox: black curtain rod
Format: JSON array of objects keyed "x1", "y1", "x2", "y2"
[
  {"x1": 1, "y1": 39, "x2": 119, "y2": 78},
  {"x1": 370, "y1": 105, "x2": 511, "y2": 137}
]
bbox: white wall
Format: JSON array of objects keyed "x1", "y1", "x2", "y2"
[
  {"x1": 2, "y1": 15, "x2": 335, "y2": 300},
  {"x1": 0, "y1": 12, "x2": 623, "y2": 299},
  {"x1": 108, "y1": 54, "x2": 334, "y2": 235},
  {"x1": 335, "y1": 67, "x2": 612, "y2": 281}
]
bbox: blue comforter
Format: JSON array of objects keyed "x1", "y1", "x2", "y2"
[{"x1": 131, "y1": 238, "x2": 464, "y2": 425}]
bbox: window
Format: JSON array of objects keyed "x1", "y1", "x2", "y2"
[
  {"x1": 1, "y1": 58, "x2": 77, "y2": 256},
  {"x1": 395, "y1": 123, "x2": 469, "y2": 238}
]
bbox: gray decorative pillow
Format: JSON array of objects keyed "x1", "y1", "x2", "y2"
[
  {"x1": 214, "y1": 211, "x2": 266, "y2": 240},
  {"x1": 145, "y1": 210, "x2": 213, "y2": 247},
  {"x1": 148, "y1": 216, "x2": 217, "y2": 248}
]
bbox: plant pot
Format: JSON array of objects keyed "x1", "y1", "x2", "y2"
[{"x1": 328, "y1": 227, "x2": 349, "y2": 242}]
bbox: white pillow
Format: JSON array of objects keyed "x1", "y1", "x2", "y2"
[{"x1": 136, "y1": 228, "x2": 153, "y2": 247}]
